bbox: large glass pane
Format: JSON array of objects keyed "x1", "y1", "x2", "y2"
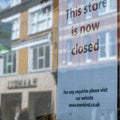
[
  {"x1": 85, "y1": 36, "x2": 91, "y2": 62},
  {"x1": 100, "y1": 46, "x2": 106, "y2": 58},
  {"x1": 38, "y1": 11, "x2": 42, "y2": 21},
  {"x1": 109, "y1": 31, "x2": 117, "y2": 57},
  {"x1": 39, "y1": 47, "x2": 44, "y2": 57},
  {"x1": 99, "y1": 33, "x2": 106, "y2": 58},
  {"x1": 66, "y1": 40, "x2": 72, "y2": 63},
  {"x1": 8, "y1": 54, "x2": 11, "y2": 63},
  {"x1": 109, "y1": 0, "x2": 116, "y2": 11},
  {"x1": 45, "y1": 45, "x2": 50, "y2": 68},
  {"x1": 8, "y1": 65, "x2": 11, "y2": 73},
  {"x1": 46, "y1": 6, "x2": 51, "y2": 15},
  {"x1": 98, "y1": 0, "x2": 107, "y2": 14},
  {"x1": 67, "y1": 0, "x2": 73, "y2": 24},
  {"x1": 85, "y1": 0, "x2": 92, "y2": 18},
  {"x1": 32, "y1": 48, "x2": 38, "y2": 69},
  {"x1": 4, "y1": 55, "x2": 7, "y2": 74},
  {"x1": 13, "y1": 53, "x2": 16, "y2": 73},
  {"x1": 38, "y1": 59, "x2": 44, "y2": 69},
  {"x1": 109, "y1": 45, "x2": 116, "y2": 57}
]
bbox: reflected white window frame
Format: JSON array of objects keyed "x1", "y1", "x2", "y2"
[
  {"x1": 67, "y1": 0, "x2": 73, "y2": 24},
  {"x1": 28, "y1": 34, "x2": 52, "y2": 72},
  {"x1": 85, "y1": 0, "x2": 92, "y2": 19},
  {"x1": 1, "y1": 14, "x2": 20, "y2": 41},
  {"x1": 85, "y1": 36, "x2": 92, "y2": 63},
  {"x1": 30, "y1": 43, "x2": 51, "y2": 72},
  {"x1": 98, "y1": 31, "x2": 117, "y2": 61},
  {"x1": 10, "y1": 0, "x2": 21, "y2": 7},
  {"x1": 3, "y1": 51, "x2": 18, "y2": 75},
  {"x1": 28, "y1": 0, "x2": 53, "y2": 35},
  {"x1": 98, "y1": 0, "x2": 117, "y2": 16},
  {"x1": 66, "y1": 39, "x2": 72, "y2": 65}
]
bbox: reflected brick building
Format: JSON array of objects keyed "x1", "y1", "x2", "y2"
[
  {"x1": 58, "y1": 0, "x2": 118, "y2": 120},
  {"x1": 0, "y1": 0, "x2": 58, "y2": 120}
]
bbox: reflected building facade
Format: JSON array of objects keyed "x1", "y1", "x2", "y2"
[{"x1": 0, "y1": 0, "x2": 58, "y2": 120}]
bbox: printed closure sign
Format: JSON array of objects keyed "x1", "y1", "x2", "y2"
[{"x1": 58, "y1": 0, "x2": 117, "y2": 120}]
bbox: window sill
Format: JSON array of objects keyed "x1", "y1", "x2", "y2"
[
  {"x1": 98, "y1": 9, "x2": 117, "y2": 16},
  {"x1": 0, "y1": 72, "x2": 17, "y2": 78},
  {"x1": 28, "y1": 27, "x2": 52, "y2": 36},
  {"x1": 98, "y1": 56, "x2": 117, "y2": 61},
  {"x1": 29, "y1": 67, "x2": 52, "y2": 73},
  {"x1": 12, "y1": 37, "x2": 20, "y2": 41}
]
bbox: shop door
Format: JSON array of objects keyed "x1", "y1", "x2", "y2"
[
  {"x1": 1, "y1": 93, "x2": 21, "y2": 120},
  {"x1": 29, "y1": 91, "x2": 52, "y2": 120}
]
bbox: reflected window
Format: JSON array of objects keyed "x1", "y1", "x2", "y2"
[
  {"x1": 85, "y1": 0, "x2": 92, "y2": 19},
  {"x1": 109, "y1": 1, "x2": 116, "y2": 11},
  {"x1": 98, "y1": 32, "x2": 106, "y2": 59},
  {"x1": 85, "y1": 35, "x2": 91, "y2": 62},
  {"x1": 3, "y1": 51, "x2": 17, "y2": 74},
  {"x1": 10, "y1": 0, "x2": 21, "y2": 7},
  {"x1": 11, "y1": 18, "x2": 20, "y2": 40},
  {"x1": 29, "y1": 2, "x2": 52, "y2": 35},
  {"x1": 99, "y1": 0, "x2": 116, "y2": 15},
  {"x1": 2, "y1": 14, "x2": 20, "y2": 41},
  {"x1": 67, "y1": 0, "x2": 73, "y2": 24},
  {"x1": 66, "y1": 39, "x2": 72, "y2": 64},
  {"x1": 98, "y1": 30, "x2": 117, "y2": 60},
  {"x1": 108, "y1": 30, "x2": 117, "y2": 57},
  {"x1": 31, "y1": 43, "x2": 51, "y2": 71}
]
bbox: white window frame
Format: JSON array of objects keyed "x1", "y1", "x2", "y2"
[
  {"x1": 67, "y1": 0, "x2": 73, "y2": 24},
  {"x1": 98, "y1": 0, "x2": 116, "y2": 16},
  {"x1": 0, "y1": 57, "x2": 4, "y2": 76},
  {"x1": 66, "y1": 39, "x2": 72, "y2": 65},
  {"x1": 2, "y1": 14, "x2": 20, "y2": 41},
  {"x1": 3, "y1": 51, "x2": 18, "y2": 75},
  {"x1": 27, "y1": 34, "x2": 52, "y2": 72},
  {"x1": 29, "y1": 42, "x2": 52, "y2": 72},
  {"x1": 98, "y1": 31, "x2": 116, "y2": 61},
  {"x1": 10, "y1": 0, "x2": 21, "y2": 7},
  {"x1": 28, "y1": 0, "x2": 53, "y2": 35},
  {"x1": 85, "y1": 36, "x2": 92, "y2": 63},
  {"x1": 85, "y1": 0, "x2": 92, "y2": 19}
]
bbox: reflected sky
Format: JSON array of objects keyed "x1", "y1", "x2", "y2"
[{"x1": 0, "y1": 0, "x2": 10, "y2": 10}]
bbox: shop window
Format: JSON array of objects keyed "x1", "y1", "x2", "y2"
[
  {"x1": 31, "y1": 43, "x2": 51, "y2": 71},
  {"x1": 10, "y1": 0, "x2": 21, "y2": 7},
  {"x1": 2, "y1": 14, "x2": 20, "y2": 41},
  {"x1": 67, "y1": 0, "x2": 73, "y2": 24},
  {"x1": 66, "y1": 39, "x2": 72, "y2": 65},
  {"x1": 3, "y1": 51, "x2": 17, "y2": 74},
  {"x1": 108, "y1": 30, "x2": 117, "y2": 57},
  {"x1": 85, "y1": 35, "x2": 91, "y2": 63},
  {"x1": 85, "y1": 0, "x2": 92, "y2": 19},
  {"x1": 98, "y1": 32, "x2": 106, "y2": 59},
  {"x1": 11, "y1": 18, "x2": 20, "y2": 40},
  {"x1": 28, "y1": 2, "x2": 52, "y2": 35},
  {"x1": 99, "y1": 0, "x2": 116, "y2": 15},
  {"x1": 98, "y1": 30, "x2": 117, "y2": 60},
  {"x1": 109, "y1": 1, "x2": 116, "y2": 12}
]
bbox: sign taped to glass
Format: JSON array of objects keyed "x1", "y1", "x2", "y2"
[{"x1": 58, "y1": 0, "x2": 117, "y2": 120}]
